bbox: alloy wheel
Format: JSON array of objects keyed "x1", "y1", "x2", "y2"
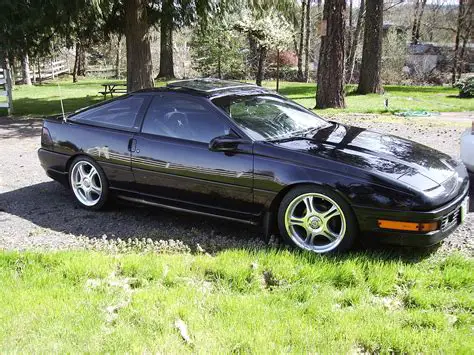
[
  {"x1": 284, "y1": 192, "x2": 347, "y2": 253},
  {"x1": 70, "y1": 160, "x2": 102, "y2": 206}
]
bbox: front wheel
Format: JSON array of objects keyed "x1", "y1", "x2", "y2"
[
  {"x1": 277, "y1": 186, "x2": 358, "y2": 253},
  {"x1": 69, "y1": 156, "x2": 109, "y2": 210}
]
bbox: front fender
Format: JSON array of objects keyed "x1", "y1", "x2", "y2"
[{"x1": 253, "y1": 154, "x2": 424, "y2": 212}]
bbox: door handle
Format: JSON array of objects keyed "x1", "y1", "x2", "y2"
[{"x1": 128, "y1": 138, "x2": 137, "y2": 153}]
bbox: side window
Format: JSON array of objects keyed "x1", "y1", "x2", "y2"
[
  {"x1": 72, "y1": 96, "x2": 145, "y2": 129},
  {"x1": 142, "y1": 96, "x2": 231, "y2": 143}
]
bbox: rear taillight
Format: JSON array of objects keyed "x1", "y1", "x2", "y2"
[{"x1": 41, "y1": 127, "x2": 53, "y2": 147}]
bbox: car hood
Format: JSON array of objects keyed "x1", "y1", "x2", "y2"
[{"x1": 273, "y1": 123, "x2": 463, "y2": 192}]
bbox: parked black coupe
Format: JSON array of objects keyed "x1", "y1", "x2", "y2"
[{"x1": 38, "y1": 79, "x2": 470, "y2": 253}]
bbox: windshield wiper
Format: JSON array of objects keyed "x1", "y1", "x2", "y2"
[
  {"x1": 267, "y1": 126, "x2": 327, "y2": 143},
  {"x1": 302, "y1": 126, "x2": 328, "y2": 138},
  {"x1": 267, "y1": 136, "x2": 311, "y2": 143}
]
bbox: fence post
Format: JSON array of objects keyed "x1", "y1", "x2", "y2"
[
  {"x1": 0, "y1": 57, "x2": 14, "y2": 115},
  {"x1": 0, "y1": 69, "x2": 13, "y2": 115}
]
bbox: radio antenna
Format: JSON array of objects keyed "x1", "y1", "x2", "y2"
[{"x1": 57, "y1": 83, "x2": 66, "y2": 122}]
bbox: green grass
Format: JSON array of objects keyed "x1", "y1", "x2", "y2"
[
  {"x1": 1, "y1": 78, "x2": 167, "y2": 117},
  {"x1": 0, "y1": 250, "x2": 473, "y2": 352},
  {"x1": 266, "y1": 81, "x2": 474, "y2": 114},
  {"x1": 1, "y1": 77, "x2": 472, "y2": 117}
]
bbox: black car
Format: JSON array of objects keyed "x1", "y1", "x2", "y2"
[{"x1": 38, "y1": 79, "x2": 470, "y2": 253}]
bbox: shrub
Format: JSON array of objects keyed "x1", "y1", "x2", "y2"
[{"x1": 455, "y1": 77, "x2": 474, "y2": 98}]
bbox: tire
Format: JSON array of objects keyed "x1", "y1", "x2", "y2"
[
  {"x1": 68, "y1": 156, "x2": 109, "y2": 210},
  {"x1": 277, "y1": 185, "x2": 358, "y2": 254}
]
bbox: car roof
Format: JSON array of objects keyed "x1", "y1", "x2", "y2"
[{"x1": 134, "y1": 78, "x2": 275, "y2": 98}]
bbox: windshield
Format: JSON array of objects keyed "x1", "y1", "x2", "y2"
[{"x1": 213, "y1": 95, "x2": 331, "y2": 141}]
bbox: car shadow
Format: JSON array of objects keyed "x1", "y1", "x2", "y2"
[
  {"x1": 2, "y1": 179, "x2": 472, "y2": 259},
  {"x1": 0, "y1": 181, "x2": 266, "y2": 253}
]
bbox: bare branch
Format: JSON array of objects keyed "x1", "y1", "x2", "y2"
[{"x1": 384, "y1": 0, "x2": 405, "y2": 12}]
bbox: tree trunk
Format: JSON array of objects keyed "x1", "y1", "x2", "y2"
[
  {"x1": 248, "y1": 34, "x2": 259, "y2": 75},
  {"x1": 293, "y1": 36, "x2": 299, "y2": 54},
  {"x1": 357, "y1": 0, "x2": 383, "y2": 94},
  {"x1": 414, "y1": 0, "x2": 427, "y2": 43},
  {"x1": 347, "y1": 0, "x2": 353, "y2": 63},
  {"x1": 276, "y1": 49, "x2": 280, "y2": 92},
  {"x1": 217, "y1": 53, "x2": 222, "y2": 79},
  {"x1": 115, "y1": 35, "x2": 122, "y2": 79},
  {"x1": 37, "y1": 58, "x2": 42, "y2": 85},
  {"x1": 304, "y1": 0, "x2": 311, "y2": 81},
  {"x1": 411, "y1": 0, "x2": 427, "y2": 44},
  {"x1": 457, "y1": 35, "x2": 467, "y2": 80},
  {"x1": 297, "y1": 1, "x2": 306, "y2": 81},
  {"x1": 346, "y1": 0, "x2": 365, "y2": 83},
  {"x1": 157, "y1": 0, "x2": 175, "y2": 79},
  {"x1": 411, "y1": 0, "x2": 421, "y2": 44},
  {"x1": 452, "y1": 0, "x2": 464, "y2": 84},
  {"x1": 125, "y1": 0, "x2": 154, "y2": 91},
  {"x1": 32, "y1": 61, "x2": 36, "y2": 83},
  {"x1": 217, "y1": 40, "x2": 223, "y2": 79},
  {"x1": 256, "y1": 46, "x2": 267, "y2": 87},
  {"x1": 73, "y1": 43, "x2": 79, "y2": 83},
  {"x1": 21, "y1": 54, "x2": 32, "y2": 85},
  {"x1": 51, "y1": 57, "x2": 55, "y2": 79},
  {"x1": 457, "y1": 7, "x2": 472, "y2": 80},
  {"x1": 79, "y1": 45, "x2": 87, "y2": 76},
  {"x1": 315, "y1": 0, "x2": 346, "y2": 109},
  {"x1": 453, "y1": 0, "x2": 472, "y2": 82},
  {"x1": 76, "y1": 44, "x2": 82, "y2": 79}
]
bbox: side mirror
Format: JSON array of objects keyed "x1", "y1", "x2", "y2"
[{"x1": 209, "y1": 135, "x2": 247, "y2": 152}]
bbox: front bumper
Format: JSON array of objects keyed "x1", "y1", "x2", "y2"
[{"x1": 355, "y1": 186, "x2": 470, "y2": 247}]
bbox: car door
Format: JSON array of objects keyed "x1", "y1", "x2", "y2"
[
  {"x1": 131, "y1": 93, "x2": 257, "y2": 216},
  {"x1": 68, "y1": 95, "x2": 150, "y2": 191}
]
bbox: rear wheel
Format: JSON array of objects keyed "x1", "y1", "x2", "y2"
[
  {"x1": 69, "y1": 156, "x2": 108, "y2": 210},
  {"x1": 278, "y1": 186, "x2": 358, "y2": 253}
]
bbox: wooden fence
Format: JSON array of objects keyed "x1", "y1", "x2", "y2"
[
  {"x1": 85, "y1": 65, "x2": 124, "y2": 78},
  {"x1": 30, "y1": 59, "x2": 69, "y2": 82}
]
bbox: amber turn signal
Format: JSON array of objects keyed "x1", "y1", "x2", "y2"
[{"x1": 378, "y1": 220, "x2": 439, "y2": 232}]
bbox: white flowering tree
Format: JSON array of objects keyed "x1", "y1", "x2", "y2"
[{"x1": 234, "y1": 10, "x2": 294, "y2": 86}]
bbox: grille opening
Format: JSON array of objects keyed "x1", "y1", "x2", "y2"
[{"x1": 440, "y1": 206, "x2": 461, "y2": 232}]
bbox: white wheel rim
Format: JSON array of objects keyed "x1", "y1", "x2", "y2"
[
  {"x1": 70, "y1": 161, "x2": 102, "y2": 206},
  {"x1": 284, "y1": 193, "x2": 347, "y2": 253}
]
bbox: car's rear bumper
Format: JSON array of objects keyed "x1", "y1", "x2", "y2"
[
  {"x1": 38, "y1": 148, "x2": 69, "y2": 186},
  {"x1": 355, "y1": 185, "x2": 470, "y2": 247}
]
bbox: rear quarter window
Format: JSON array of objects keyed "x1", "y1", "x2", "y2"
[{"x1": 71, "y1": 96, "x2": 145, "y2": 130}]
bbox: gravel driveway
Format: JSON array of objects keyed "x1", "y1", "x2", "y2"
[{"x1": 0, "y1": 115, "x2": 472, "y2": 255}]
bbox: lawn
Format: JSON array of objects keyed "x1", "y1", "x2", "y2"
[
  {"x1": 275, "y1": 81, "x2": 474, "y2": 114},
  {"x1": 0, "y1": 249, "x2": 473, "y2": 353},
  {"x1": 1, "y1": 77, "x2": 472, "y2": 117}
]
